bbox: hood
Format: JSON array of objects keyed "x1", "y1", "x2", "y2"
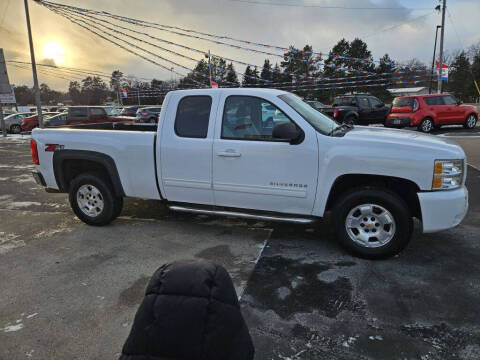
[{"x1": 343, "y1": 126, "x2": 465, "y2": 159}]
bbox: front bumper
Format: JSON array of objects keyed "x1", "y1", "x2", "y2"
[{"x1": 417, "y1": 186, "x2": 468, "y2": 233}]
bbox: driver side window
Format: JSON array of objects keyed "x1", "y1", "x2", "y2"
[{"x1": 222, "y1": 96, "x2": 292, "y2": 140}]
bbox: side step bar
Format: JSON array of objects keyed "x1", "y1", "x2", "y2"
[{"x1": 168, "y1": 205, "x2": 315, "y2": 224}]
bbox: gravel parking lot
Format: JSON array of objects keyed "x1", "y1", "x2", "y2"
[{"x1": 1, "y1": 128, "x2": 479, "y2": 360}]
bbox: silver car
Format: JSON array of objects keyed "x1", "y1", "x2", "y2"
[{"x1": 3, "y1": 112, "x2": 34, "y2": 133}]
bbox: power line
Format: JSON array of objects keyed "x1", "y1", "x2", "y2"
[{"x1": 228, "y1": 0, "x2": 432, "y2": 10}]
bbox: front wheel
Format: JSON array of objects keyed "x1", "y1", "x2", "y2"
[
  {"x1": 69, "y1": 172, "x2": 123, "y2": 226},
  {"x1": 332, "y1": 187, "x2": 412, "y2": 259},
  {"x1": 464, "y1": 114, "x2": 477, "y2": 129}
]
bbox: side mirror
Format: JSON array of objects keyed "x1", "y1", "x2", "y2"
[
  {"x1": 272, "y1": 122, "x2": 302, "y2": 144},
  {"x1": 457, "y1": 100, "x2": 463, "y2": 105},
  {"x1": 376, "y1": 103, "x2": 384, "y2": 108}
]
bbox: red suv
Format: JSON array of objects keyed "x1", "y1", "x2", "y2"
[{"x1": 386, "y1": 94, "x2": 478, "y2": 133}]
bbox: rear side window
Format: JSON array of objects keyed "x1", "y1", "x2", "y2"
[
  {"x1": 69, "y1": 107, "x2": 88, "y2": 120},
  {"x1": 393, "y1": 97, "x2": 414, "y2": 107},
  {"x1": 357, "y1": 97, "x2": 370, "y2": 108},
  {"x1": 424, "y1": 97, "x2": 443, "y2": 106},
  {"x1": 442, "y1": 95, "x2": 457, "y2": 105},
  {"x1": 174, "y1": 96, "x2": 212, "y2": 138}
]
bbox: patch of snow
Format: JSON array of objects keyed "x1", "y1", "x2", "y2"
[
  {"x1": 317, "y1": 269, "x2": 342, "y2": 283},
  {"x1": 2, "y1": 323, "x2": 24, "y2": 332},
  {"x1": 368, "y1": 335, "x2": 384, "y2": 341},
  {"x1": 26, "y1": 313, "x2": 38, "y2": 319}
]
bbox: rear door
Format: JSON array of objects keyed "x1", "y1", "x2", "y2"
[
  {"x1": 423, "y1": 96, "x2": 445, "y2": 123},
  {"x1": 159, "y1": 92, "x2": 219, "y2": 205},
  {"x1": 356, "y1": 96, "x2": 371, "y2": 123},
  {"x1": 368, "y1": 97, "x2": 388, "y2": 122},
  {"x1": 212, "y1": 93, "x2": 318, "y2": 215}
]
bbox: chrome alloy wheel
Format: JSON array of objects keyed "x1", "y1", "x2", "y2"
[
  {"x1": 466, "y1": 115, "x2": 477, "y2": 129},
  {"x1": 76, "y1": 184, "x2": 104, "y2": 217},
  {"x1": 422, "y1": 119, "x2": 433, "y2": 132},
  {"x1": 345, "y1": 204, "x2": 396, "y2": 248}
]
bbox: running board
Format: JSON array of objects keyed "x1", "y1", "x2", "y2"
[{"x1": 168, "y1": 205, "x2": 315, "y2": 224}]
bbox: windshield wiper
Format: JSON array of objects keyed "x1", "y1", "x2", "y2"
[{"x1": 328, "y1": 123, "x2": 353, "y2": 136}]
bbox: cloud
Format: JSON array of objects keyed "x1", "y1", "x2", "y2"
[{"x1": 1, "y1": 0, "x2": 478, "y2": 90}]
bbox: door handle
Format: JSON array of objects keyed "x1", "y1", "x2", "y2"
[{"x1": 217, "y1": 150, "x2": 241, "y2": 157}]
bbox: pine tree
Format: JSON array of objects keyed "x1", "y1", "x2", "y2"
[
  {"x1": 225, "y1": 62, "x2": 239, "y2": 87},
  {"x1": 243, "y1": 66, "x2": 253, "y2": 87},
  {"x1": 446, "y1": 51, "x2": 473, "y2": 102},
  {"x1": 260, "y1": 59, "x2": 273, "y2": 83}
]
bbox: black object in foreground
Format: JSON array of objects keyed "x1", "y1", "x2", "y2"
[{"x1": 119, "y1": 260, "x2": 254, "y2": 360}]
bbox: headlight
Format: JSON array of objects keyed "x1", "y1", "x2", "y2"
[{"x1": 432, "y1": 159, "x2": 464, "y2": 190}]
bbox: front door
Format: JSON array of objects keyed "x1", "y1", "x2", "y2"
[
  {"x1": 159, "y1": 93, "x2": 218, "y2": 205},
  {"x1": 212, "y1": 94, "x2": 318, "y2": 215},
  {"x1": 441, "y1": 95, "x2": 464, "y2": 123}
]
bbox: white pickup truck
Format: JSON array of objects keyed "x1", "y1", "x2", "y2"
[{"x1": 30, "y1": 88, "x2": 468, "y2": 258}]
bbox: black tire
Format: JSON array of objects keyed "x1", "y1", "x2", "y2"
[
  {"x1": 464, "y1": 114, "x2": 477, "y2": 129},
  {"x1": 332, "y1": 187, "x2": 413, "y2": 259},
  {"x1": 343, "y1": 116, "x2": 357, "y2": 125},
  {"x1": 68, "y1": 172, "x2": 123, "y2": 226},
  {"x1": 418, "y1": 117, "x2": 434, "y2": 133},
  {"x1": 10, "y1": 124, "x2": 21, "y2": 134}
]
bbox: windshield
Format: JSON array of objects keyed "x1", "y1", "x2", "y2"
[{"x1": 278, "y1": 93, "x2": 340, "y2": 135}]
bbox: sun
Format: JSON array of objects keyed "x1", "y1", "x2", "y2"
[{"x1": 42, "y1": 41, "x2": 66, "y2": 65}]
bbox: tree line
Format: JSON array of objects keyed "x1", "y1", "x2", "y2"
[{"x1": 12, "y1": 38, "x2": 480, "y2": 106}]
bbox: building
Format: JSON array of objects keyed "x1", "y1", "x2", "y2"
[{"x1": 387, "y1": 87, "x2": 429, "y2": 97}]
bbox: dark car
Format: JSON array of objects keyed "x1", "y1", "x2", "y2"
[
  {"x1": 135, "y1": 106, "x2": 162, "y2": 123},
  {"x1": 119, "y1": 106, "x2": 144, "y2": 117},
  {"x1": 322, "y1": 94, "x2": 391, "y2": 125},
  {"x1": 306, "y1": 100, "x2": 328, "y2": 112},
  {"x1": 44, "y1": 112, "x2": 67, "y2": 127},
  {"x1": 65, "y1": 106, "x2": 133, "y2": 125}
]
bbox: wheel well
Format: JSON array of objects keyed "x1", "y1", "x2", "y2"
[
  {"x1": 53, "y1": 150, "x2": 125, "y2": 196},
  {"x1": 61, "y1": 159, "x2": 111, "y2": 191},
  {"x1": 326, "y1": 174, "x2": 421, "y2": 219}
]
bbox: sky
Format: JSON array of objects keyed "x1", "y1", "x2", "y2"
[{"x1": 1, "y1": 0, "x2": 479, "y2": 90}]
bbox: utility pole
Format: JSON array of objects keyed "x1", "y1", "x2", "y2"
[
  {"x1": 170, "y1": 67, "x2": 174, "y2": 89},
  {"x1": 207, "y1": 50, "x2": 212, "y2": 87},
  {"x1": 437, "y1": 0, "x2": 446, "y2": 94},
  {"x1": 24, "y1": 0, "x2": 43, "y2": 128},
  {"x1": 429, "y1": 25, "x2": 442, "y2": 94}
]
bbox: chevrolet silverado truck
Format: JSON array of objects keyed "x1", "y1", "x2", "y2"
[{"x1": 30, "y1": 88, "x2": 468, "y2": 258}]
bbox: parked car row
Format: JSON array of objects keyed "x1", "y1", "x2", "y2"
[
  {"x1": 3, "y1": 104, "x2": 164, "y2": 133},
  {"x1": 306, "y1": 93, "x2": 478, "y2": 133}
]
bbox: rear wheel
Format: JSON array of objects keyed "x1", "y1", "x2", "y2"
[
  {"x1": 419, "y1": 118, "x2": 434, "y2": 133},
  {"x1": 9, "y1": 124, "x2": 21, "y2": 134},
  {"x1": 332, "y1": 187, "x2": 412, "y2": 259},
  {"x1": 68, "y1": 172, "x2": 123, "y2": 226},
  {"x1": 464, "y1": 114, "x2": 477, "y2": 129}
]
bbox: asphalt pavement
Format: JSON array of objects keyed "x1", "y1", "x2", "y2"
[{"x1": 0, "y1": 128, "x2": 479, "y2": 360}]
